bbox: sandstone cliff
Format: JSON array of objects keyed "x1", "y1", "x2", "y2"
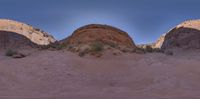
[
  {"x1": 0, "y1": 19, "x2": 56, "y2": 45},
  {"x1": 61, "y1": 24, "x2": 136, "y2": 53},
  {"x1": 161, "y1": 20, "x2": 200, "y2": 49}
]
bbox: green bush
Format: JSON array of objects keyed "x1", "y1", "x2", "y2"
[
  {"x1": 109, "y1": 42, "x2": 118, "y2": 48},
  {"x1": 50, "y1": 43, "x2": 67, "y2": 50},
  {"x1": 91, "y1": 42, "x2": 104, "y2": 52},
  {"x1": 39, "y1": 42, "x2": 68, "y2": 50}
]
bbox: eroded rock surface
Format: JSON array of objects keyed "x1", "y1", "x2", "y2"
[
  {"x1": 61, "y1": 24, "x2": 136, "y2": 53},
  {"x1": 0, "y1": 31, "x2": 38, "y2": 49},
  {"x1": 0, "y1": 19, "x2": 56, "y2": 45},
  {"x1": 154, "y1": 20, "x2": 200, "y2": 50}
]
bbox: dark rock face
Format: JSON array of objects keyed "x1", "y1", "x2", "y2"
[
  {"x1": 161, "y1": 27, "x2": 200, "y2": 50},
  {"x1": 0, "y1": 31, "x2": 38, "y2": 49}
]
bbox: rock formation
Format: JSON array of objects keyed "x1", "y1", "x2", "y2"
[
  {"x1": 152, "y1": 34, "x2": 165, "y2": 49},
  {"x1": 61, "y1": 24, "x2": 136, "y2": 53},
  {"x1": 0, "y1": 19, "x2": 56, "y2": 45},
  {"x1": 0, "y1": 31, "x2": 38, "y2": 49},
  {"x1": 155, "y1": 19, "x2": 200, "y2": 50}
]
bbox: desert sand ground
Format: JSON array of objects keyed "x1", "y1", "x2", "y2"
[{"x1": 0, "y1": 49, "x2": 200, "y2": 99}]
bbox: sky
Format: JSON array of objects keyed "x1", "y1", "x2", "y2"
[{"x1": 0, "y1": 0, "x2": 200, "y2": 44}]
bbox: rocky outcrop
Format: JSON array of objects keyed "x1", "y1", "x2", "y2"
[
  {"x1": 0, "y1": 19, "x2": 56, "y2": 45},
  {"x1": 61, "y1": 24, "x2": 136, "y2": 53},
  {"x1": 161, "y1": 20, "x2": 200, "y2": 50},
  {"x1": 153, "y1": 34, "x2": 165, "y2": 49},
  {"x1": 0, "y1": 31, "x2": 38, "y2": 49}
]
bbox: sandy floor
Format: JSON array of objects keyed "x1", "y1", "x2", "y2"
[{"x1": 0, "y1": 49, "x2": 200, "y2": 99}]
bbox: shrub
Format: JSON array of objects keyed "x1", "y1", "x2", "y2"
[
  {"x1": 153, "y1": 48, "x2": 162, "y2": 53},
  {"x1": 91, "y1": 42, "x2": 104, "y2": 52},
  {"x1": 135, "y1": 48, "x2": 146, "y2": 54},
  {"x1": 109, "y1": 42, "x2": 118, "y2": 48},
  {"x1": 50, "y1": 43, "x2": 66, "y2": 50},
  {"x1": 5, "y1": 49, "x2": 26, "y2": 58},
  {"x1": 39, "y1": 45, "x2": 51, "y2": 50},
  {"x1": 39, "y1": 42, "x2": 67, "y2": 50},
  {"x1": 144, "y1": 45, "x2": 153, "y2": 53},
  {"x1": 5, "y1": 49, "x2": 17, "y2": 56}
]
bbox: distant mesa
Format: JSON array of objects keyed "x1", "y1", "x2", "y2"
[
  {"x1": 0, "y1": 31, "x2": 38, "y2": 49},
  {"x1": 154, "y1": 19, "x2": 200, "y2": 50},
  {"x1": 0, "y1": 19, "x2": 56, "y2": 45},
  {"x1": 61, "y1": 24, "x2": 136, "y2": 55}
]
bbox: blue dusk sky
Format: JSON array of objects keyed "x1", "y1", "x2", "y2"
[{"x1": 0, "y1": 0, "x2": 200, "y2": 44}]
